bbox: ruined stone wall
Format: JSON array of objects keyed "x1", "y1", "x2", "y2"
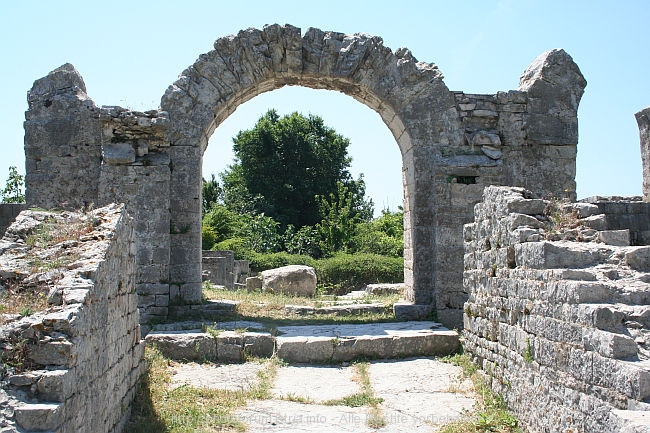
[
  {"x1": 0, "y1": 204, "x2": 27, "y2": 238},
  {"x1": 463, "y1": 186, "x2": 650, "y2": 432},
  {"x1": 23, "y1": 26, "x2": 587, "y2": 328},
  {"x1": 0, "y1": 204, "x2": 144, "y2": 433},
  {"x1": 636, "y1": 107, "x2": 650, "y2": 202},
  {"x1": 582, "y1": 196, "x2": 650, "y2": 246}
]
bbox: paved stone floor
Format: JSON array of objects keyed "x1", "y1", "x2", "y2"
[{"x1": 169, "y1": 357, "x2": 476, "y2": 432}]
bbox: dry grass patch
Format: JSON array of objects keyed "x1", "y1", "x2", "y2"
[
  {"x1": 202, "y1": 285, "x2": 400, "y2": 327},
  {"x1": 127, "y1": 346, "x2": 281, "y2": 433}
]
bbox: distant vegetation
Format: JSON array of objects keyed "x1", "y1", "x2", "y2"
[
  {"x1": 1, "y1": 166, "x2": 25, "y2": 203},
  {"x1": 202, "y1": 110, "x2": 404, "y2": 291}
]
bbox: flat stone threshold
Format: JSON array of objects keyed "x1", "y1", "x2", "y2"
[{"x1": 146, "y1": 321, "x2": 459, "y2": 363}]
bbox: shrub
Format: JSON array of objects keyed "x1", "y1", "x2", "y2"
[
  {"x1": 214, "y1": 238, "x2": 252, "y2": 259},
  {"x1": 314, "y1": 253, "x2": 403, "y2": 293},
  {"x1": 246, "y1": 252, "x2": 316, "y2": 273},
  {"x1": 202, "y1": 204, "x2": 241, "y2": 243},
  {"x1": 202, "y1": 226, "x2": 218, "y2": 250}
]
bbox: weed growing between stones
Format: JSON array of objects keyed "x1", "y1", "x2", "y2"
[
  {"x1": 439, "y1": 354, "x2": 520, "y2": 433},
  {"x1": 127, "y1": 346, "x2": 283, "y2": 432},
  {"x1": 1, "y1": 209, "x2": 99, "y2": 319}
]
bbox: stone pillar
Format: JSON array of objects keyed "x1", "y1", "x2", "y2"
[
  {"x1": 24, "y1": 64, "x2": 102, "y2": 209},
  {"x1": 518, "y1": 49, "x2": 587, "y2": 201},
  {"x1": 168, "y1": 145, "x2": 203, "y2": 303},
  {"x1": 635, "y1": 107, "x2": 650, "y2": 202}
]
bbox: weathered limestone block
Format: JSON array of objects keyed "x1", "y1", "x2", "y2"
[
  {"x1": 246, "y1": 276, "x2": 262, "y2": 291},
  {"x1": 519, "y1": 48, "x2": 587, "y2": 144},
  {"x1": 599, "y1": 230, "x2": 630, "y2": 246},
  {"x1": 102, "y1": 142, "x2": 136, "y2": 165},
  {"x1": 13, "y1": 403, "x2": 63, "y2": 431},
  {"x1": 145, "y1": 331, "x2": 216, "y2": 361},
  {"x1": 261, "y1": 265, "x2": 317, "y2": 296},
  {"x1": 216, "y1": 332, "x2": 244, "y2": 362},
  {"x1": 626, "y1": 246, "x2": 650, "y2": 272},
  {"x1": 515, "y1": 241, "x2": 610, "y2": 269}
]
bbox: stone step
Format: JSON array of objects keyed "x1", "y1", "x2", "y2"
[
  {"x1": 145, "y1": 321, "x2": 459, "y2": 364},
  {"x1": 13, "y1": 402, "x2": 63, "y2": 431},
  {"x1": 284, "y1": 303, "x2": 389, "y2": 316},
  {"x1": 168, "y1": 299, "x2": 240, "y2": 319}
]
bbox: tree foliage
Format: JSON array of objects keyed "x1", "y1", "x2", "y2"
[
  {"x1": 221, "y1": 109, "x2": 372, "y2": 228},
  {"x1": 202, "y1": 174, "x2": 222, "y2": 215},
  {"x1": 1, "y1": 166, "x2": 25, "y2": 204}
]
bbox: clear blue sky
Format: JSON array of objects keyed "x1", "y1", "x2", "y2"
[{"x1": 1, "y1": 1, "x2": 647, "y2": 213}]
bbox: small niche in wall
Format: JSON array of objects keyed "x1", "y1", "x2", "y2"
[{"x1": 447, "y1": 175, "x2": 478, "y2": 185}]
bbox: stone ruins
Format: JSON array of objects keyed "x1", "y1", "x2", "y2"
[{"x1": 0, "y1": 24, "x2": 648, "y2": 432}]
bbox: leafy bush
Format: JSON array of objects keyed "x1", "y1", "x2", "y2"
[
  {"x1": 246, "y1": 252, "x2": 315, "y2": 273},
  {"x1": 202, "y1": 204, "x2": 241, "y2": 243},
  {"x1": 350, "y1": 209, "x2": 403, "y2": 257},
  {"x1": 314, "y1": 253, "x2": 403, "y2": 293},
  {"x1": 284, "y1": 224, "x2": 322, "y2": 257},
  {"x1": 202, "y1": 225, "x2": 218, "y2": 250},
  {"x1": 214, "y1": 238, "x2": 252, "y2": 259}
]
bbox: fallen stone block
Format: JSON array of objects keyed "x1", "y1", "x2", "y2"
[
  {"x1": 261, "y1": 265, "x2": 317, "y2": 296},
  {"x1": 365, "y1": 283, "x2": 405, "y2": 295},
  {"x1": 246, "y1": 276, "x2": 262, "y2": 291}
]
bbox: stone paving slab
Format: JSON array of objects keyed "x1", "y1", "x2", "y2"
[
  {"x1": 165, "y1": 356, "x2": 477, "y2": 432},
  {"x1": 237, "y1": 400, "x2": 373, "y2": 433},
  {"x1": 271, "y1": 365, "x2": 359, "y2": 402},
  {"x1": 369, "y1": 358, "x2": 475, "y2": 428},
  {"x1": 169, "y1": 361, "x2": 264, "y2": 391},
  {"x1": 232, "y1": 357, "x2": 476, "y2": 432}
]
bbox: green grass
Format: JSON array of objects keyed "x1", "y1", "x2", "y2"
[
  {"x1": 126, "y1": 346, "x2": 282, "y2": 432},
  {"x1": 438, "y1": 354, "x2": 521, "y2": 433}
]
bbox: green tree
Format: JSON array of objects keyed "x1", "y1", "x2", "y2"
[
  {"x1": 202, "y1": 174, "x2": 222, "y2": 215},
  {"x1": 316, "y1": 182, "x2": 362, "y2": 256},
  {"x1": 221, "y1": 109, "x2": 373, "y2": 228},
  {"x1": 1, "y1": 166, "x2": 25, "y2": 204}
]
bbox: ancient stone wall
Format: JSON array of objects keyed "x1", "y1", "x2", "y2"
[
  {"x1": 0, "y1": 204, "x2": 27, "y2": 238},
  {"x1": 22, "y1": 25, "x2": 587, "y2": 328},
  {"x1": 463, "y1": 186, "x2": 650, "y2": 432},
  {"x1": 0, "y1": 204, "x2": 144, "y2": 433},
  {"x1": 582, "y1": 196, "x2": 650, "y2": 246}
]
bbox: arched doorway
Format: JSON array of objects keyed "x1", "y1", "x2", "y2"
[{"x1": 160, "y1": 24, "x2": 462, "y2": 319}]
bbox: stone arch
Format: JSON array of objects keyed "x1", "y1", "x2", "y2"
[
  {"x1": 159, "y1": 24, "x2": 462, "y2": 315},
  {"x1": 24, "y1": 25, "x2": 586, "y2": 328}
]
